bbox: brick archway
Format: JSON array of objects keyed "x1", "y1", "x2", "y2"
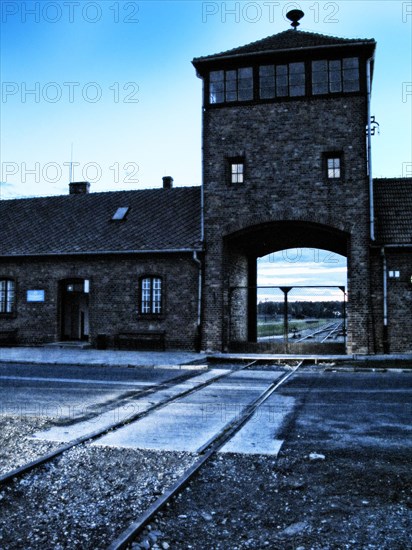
[
  {"x1": 224, "y1": 220, "x2": 349, "y2": 257},
  {"x1": 222, "y1": 221, "x2": 349, "y2": 352}
]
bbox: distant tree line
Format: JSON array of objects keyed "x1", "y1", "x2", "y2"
[{"x1": 258, "y1": 301, "x2": 343, "y2": 319}]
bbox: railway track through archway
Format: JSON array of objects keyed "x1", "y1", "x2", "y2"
[{"x1": 229, "y1": 285, "x2": 347, "y2": 354}]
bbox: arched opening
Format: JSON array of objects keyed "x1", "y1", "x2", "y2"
[
  {"x1": 224, "y1": 221, "x2": 350, "y2": 353},
  {"x1": 256, "y1": 248, "x2": 347, "y2": 352}
]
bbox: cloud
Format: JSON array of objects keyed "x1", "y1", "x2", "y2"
[
  {"x1": 0, "y1": 181, "x2": 18, "y2": 199},
  {"x1": 258, "y1": 264, "x2": 347, "y2": 275},
  {"x1": 257, "y1": 248, "x2": 347, "y2": 288}
]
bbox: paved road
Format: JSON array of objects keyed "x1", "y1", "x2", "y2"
[
  {"x1": 1, "y1": 363, "x2": 411, "y2": 456},
  {"x1": 0, "y1": 362, "x2": 190, "y2": 420},
  {"x1": 276, "y1": 370, "x2": 412, "y2": 452}
]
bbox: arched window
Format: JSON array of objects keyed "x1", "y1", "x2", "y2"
[
  {"x1": 140, "y1": 277, "x2": 162, "y2": 315},
  {"x1": 0, "y1": 279, "x2": 16, "y2": 314}
]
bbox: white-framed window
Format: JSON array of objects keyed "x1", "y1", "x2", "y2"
[
  {"x1": 231, "y1": 162, "x2": 244, "y2": 184},
  {"x1": 140, "y1": 277, "x2": 162, "y2": 314},
  {"x1": 325, "y1": 153, "x2": 343, "y2": 180},
  {"x1": 0, "y1": 279, "x2": 15, "y2": 314}
]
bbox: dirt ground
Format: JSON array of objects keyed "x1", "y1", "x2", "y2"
[
  {"x1": 141, "y1": 444, "x2": 412, "y2": 549},
  {"x1": 1, "y1": 366, "x2": 411, "y2": 549},
  {"x1": 133, "y1": 369, "x2": 412, "y2": 550}
]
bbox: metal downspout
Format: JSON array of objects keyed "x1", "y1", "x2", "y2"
[
  {"x1": 381, "y1": 247, "x2": 389, "y2": 353},
  {"x1": 367, "y1": 56, "x2": 375, "y2": 241},
  {"x1": 367, "y1": 56, "x2": 376, "y2": 354},
  {"x1": 193, "y1": 251, "x2": 203, "y2": 351}
]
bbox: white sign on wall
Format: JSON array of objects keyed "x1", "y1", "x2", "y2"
[{"x1": 27, "y1": 290, "x2": 45, "y2": 302}]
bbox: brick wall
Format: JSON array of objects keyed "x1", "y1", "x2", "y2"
[
  {"x1": 370, "y1": 249, "x2": 412, "y2": 353},
  {"x1": 202, "y1": 96, "x2": 373, "y2": 353},
  {"x1": 0, "y1": 253, "x2": 200, "y2": 349}
]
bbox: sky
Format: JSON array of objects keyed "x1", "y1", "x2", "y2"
[
  {"x1": 1, "y1": 0, "x2": 411, "y2": 199},
  {"x1": 257, "y1": 248, "x2": 347, "y2": 301},
  {"x1": 1, "y1": 0, "x2": 411, "y2": 290}
]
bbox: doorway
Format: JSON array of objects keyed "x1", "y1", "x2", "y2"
[{"x1": 60, "y1": 279, "x2": 90, "y2": 341}]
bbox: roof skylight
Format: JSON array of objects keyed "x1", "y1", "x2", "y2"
[{"x1": 112, "y1": 207, "x2": 129, "y2": 221}]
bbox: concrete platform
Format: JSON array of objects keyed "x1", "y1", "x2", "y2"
[
  {"x1": 0, "y1": 347, "x2": 207, "y2": 369},
  {"x1": 33, "y1": 369, "x2": 229, "y2": 441},
  {"x1": 1, "y1": 347, "x2": 410, "y2": 371},
  {"x1": 33, "y1": 369, "x2": 292, "y2": 456},
  {"x1": 220, "y1": 393, "x2": 295, "y2": 455},
  {"x1": 93, "y1": 369, "x2": 289, "y2": 455}
]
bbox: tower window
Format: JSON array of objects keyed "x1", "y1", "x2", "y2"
[
  {"x1": 209, "y1": 67, "x2": 253, "y2": 104},
  {"x1": 259, "y1": 62, "x2": 305, "y2": 99},
  {"x1": 289, "y1": 62, "x2": 306, "y2": 96},
  {"x1": 210, "y1": 70, "x2": 224, "y2": 104},
  {"x1": 342, "y1": 57, "x2": 360, "y2": 92},
  {"x1": 312, "y1": 57, "x2": 359, "y2": 95},
  {"x1": 325, "y1": 154, "x2": 342, "y2": 179},
  {"x1": 228, "y1": 159, "x2": 245, "y2": 184}
]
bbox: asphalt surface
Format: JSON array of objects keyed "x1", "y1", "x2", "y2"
[
  {"x1": 1, "y1": 362, "x2": 411, "y2": 456},
  {"x1": 276, "y1": 370, "x2": 412, "y2": 452},
  {"x1": 0, "y1": 362, "x2": 193, "y2": 420}
]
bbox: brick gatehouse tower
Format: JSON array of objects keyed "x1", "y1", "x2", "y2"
[
  {"x1": 193, "y1": 13, "x2": 377, "y2": 353},
  {"x1": 2, "y1": 14, "x2": 410, "y2": 353}
]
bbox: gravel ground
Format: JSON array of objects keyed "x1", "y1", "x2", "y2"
[
  {"x1": 133, "y1": 446, "x2": 412, "y2": 550},
  {"x1": 2, "y1": 366, "x2": 411, "y2": 549},
  {"x1": 0, "y1": 415, "x2": 63, "y2": 476},
  {"x1": 0, "y1": 445, "x2": 196, "y2": 549}
]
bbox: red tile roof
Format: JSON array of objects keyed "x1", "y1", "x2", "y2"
[
  {"x1": 0, "y1": 187, "x2": 202, "y2": 257},
  {"x1": 374, "y1": 178, "x2": 412, "y2": 244},
  {"x1": 193, "y1": 30, "x2": 375, "y2": 65}
]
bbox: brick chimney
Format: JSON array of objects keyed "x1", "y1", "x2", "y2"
[
  {"x1": 162, "y1": 176, "x2": 174, "y2": 189},
  {"x1": 69, "y1": 181, "x2": 90, "y2": 195}
]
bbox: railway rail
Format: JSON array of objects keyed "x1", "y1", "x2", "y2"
[
  {"x1": 296, "y1": 321, "x2": 344, "y2": 343},
  {"x1": 0, "y1": 362, "x2": 255, "y2": 486},
  {"x1": 1, "y1": 359, "x2": 303, "y2": 548},
  {"x1": 320, "y1": 321, "x2": 344, "y2": 343},
  {"x1": 108, "y1": 360, "x2": 303, "y2": 550}
]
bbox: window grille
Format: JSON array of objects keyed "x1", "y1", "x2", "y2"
[
  {"x1": 141, "y1": 277, "x2": 162, "y2": 314},
  {"x1": 0, "y1": 279, "x2": 15, "y2": 314},
  {"x1": 209, "y1": 67, "x2": 253, "y2": 104}
]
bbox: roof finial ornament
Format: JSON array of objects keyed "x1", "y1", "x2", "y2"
[{"x1": 286, "y1": 9, "x2": 304, "y2": 30}]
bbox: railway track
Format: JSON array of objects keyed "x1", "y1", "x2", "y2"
[
  {"x1": 0, "y1": 359, "x2": 303, "y2": 548},
  {"x1": 108, "y1": 360, "x2": 303, "y2": 550},
  {"x1": 0, "y1": 363, "x2": 255, "y2": 486},
  {"x1": 296, "y1": 321, "x2": 344, "y2": 343}
]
